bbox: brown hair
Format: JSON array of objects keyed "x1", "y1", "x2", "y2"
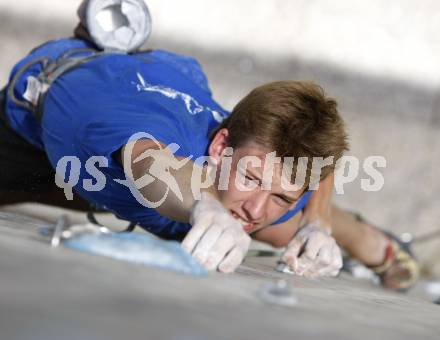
[{"x1": 212, "y1": 81, "x2": 349, "y2": 187}]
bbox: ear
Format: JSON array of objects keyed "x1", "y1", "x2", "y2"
[{"x1": 208, "y1": 128, "x2": 230, "y2": 165}]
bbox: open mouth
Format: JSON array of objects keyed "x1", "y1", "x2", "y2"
[{"x1": 230, "y1": 211, "x2": 254, "y2": 233}]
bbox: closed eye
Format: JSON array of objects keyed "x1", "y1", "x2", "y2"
[{"x1": 274, "y1": 194, "x2": 296, "y2": 205}]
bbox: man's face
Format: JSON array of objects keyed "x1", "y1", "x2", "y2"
[{"x1": 209, "y1": 132, "x2": 304, "y2": 234}]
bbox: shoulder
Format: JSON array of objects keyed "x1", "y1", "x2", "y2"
[{"x1": 139, "y1": 50, "x2": 212, "y2": 94}]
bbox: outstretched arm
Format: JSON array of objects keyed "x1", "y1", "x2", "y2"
[
  {"x1": 282, "y1": 173, "x2": 342, "y2": 277},
  {"x1": 120, "y1": 139, "x2": 251, "y2": 272},
  {"x1": 252, "y1": 173, "x2": 343, "y2": 277}
]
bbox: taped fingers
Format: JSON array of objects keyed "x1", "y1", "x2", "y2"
[
  {"x1": 314, "y1": 244, "x2": 333, "y2": 272},
  {"x1": 302, "y1": 245, "x2": 332, "y2": 277},
  {"x1": 203, "y1": 228, "x2": 237, "y2": 271},
  {"x1": 321, "y1": 245, "x2": 342, "y2": 277},
  {"x1": 295, "y1": 257, "x2": 314, "y2": 275},
  {"x1": 306, "y1": 243, "x2": 342, "y2": 277},
  {"x1": 302, "y1": 231, "x2": 327, "y2": 261},
  {"x1": 181, "y1": 216, "x2": 211, "y2": 254},
  {"x1": 331, "y1": 244, "x2": 343, "y2": 274},
  {"x1": 218, "y1": 245, "x2": 246, "y2": 273},
  {"x1": 218, "y1": 232, "x2": 250, "y2": 273},
  {"x1": 282, "y1": 238, "x2": 304, "y2": 271},
  {"x1": 192, "y1": 224, "x2": 224, "y2": 268}
]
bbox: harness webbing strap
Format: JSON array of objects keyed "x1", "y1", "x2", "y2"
[{"x1": 7, "y1": 48, "x2": 108, "y2": 122}]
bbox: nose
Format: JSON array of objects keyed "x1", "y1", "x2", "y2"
[{"x1": 242, "y1": 192, "x2": 268, "y2": 222}]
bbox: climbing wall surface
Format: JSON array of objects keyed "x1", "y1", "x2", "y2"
[
  {"x1": 0, "y1": 0, "x2": 439, "y2": 276},
  {"x1": 0, "y1": 212, "x2": 439, "y2": 340}
]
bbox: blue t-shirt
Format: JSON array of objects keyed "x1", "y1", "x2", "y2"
[{"x1": 5, "y1": 38, "x2": 310, "y2": 239}]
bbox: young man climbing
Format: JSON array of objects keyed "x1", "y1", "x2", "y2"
[{"x1": 0, "y1": 33, "x2": 418, "y2": 289}]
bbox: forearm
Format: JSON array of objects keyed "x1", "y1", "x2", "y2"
[
  {"x1": 136, "y1": 158, "x2": 201, "y2": 222},
  {"x1": 122, "y1": 140, "x2": 218, "y2": 223},
  {"x1": 301, "y1": 173, "x2": 334, "y2": 232}
]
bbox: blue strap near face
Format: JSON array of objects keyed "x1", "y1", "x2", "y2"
[{"x1": 272, "y1": 190, "x2": 313, "y2": 225}]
